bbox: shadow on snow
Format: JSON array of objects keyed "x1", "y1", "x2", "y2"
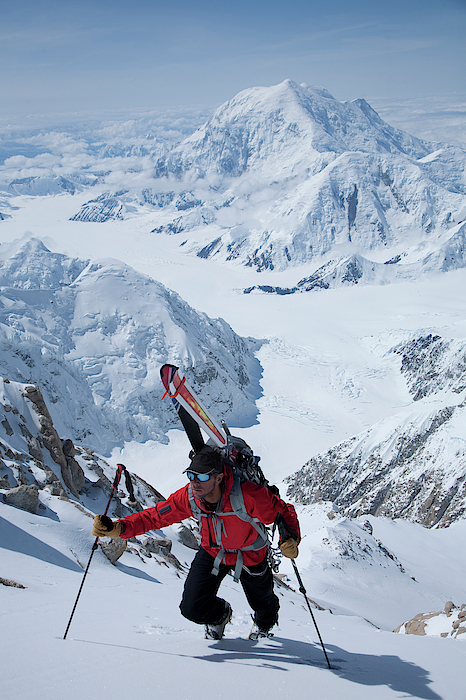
[
  {"x1": 0, "y1": 516, "x2": 81, "y2": 572},
  {"x1": 197, "y1": 637, "x2": 442, "y2": 700},
  {"x1": 71, "y1": 634, "x2": 442, "y2": 699}
]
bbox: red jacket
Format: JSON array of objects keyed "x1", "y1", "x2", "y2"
[{"x1": 119, "y1": 465, "x2": 300, "y2": 568}]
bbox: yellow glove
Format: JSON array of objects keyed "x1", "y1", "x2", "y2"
[
  {"x1": 280, "y1": 538, "x2": 299, "y2": 559},
  {"x1": 92, "y1": 515, "x2": 122, "y2": 538}
]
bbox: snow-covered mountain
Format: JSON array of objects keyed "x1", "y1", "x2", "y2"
[
  {"x1": 2, "y1": 238, "x2": 465, "y2": 531},
  {"x1": 1, "y1": 90, "x2": 466, "y2": 700},
  {"x1": 0, "y1": 238, "x2": 261, "y2": 454},
  {"x1": 139, "y1": 79, "x2": 466, "y2": 275},
  {"x1": 286, "y1": 333, "x2": 466, "y2": 527},
  {"x1": 2, "y1": 80, "x2": 465, "y2": 286},
  {"x1": 243, "y1": 221, "x2": 466, "y2": 294}
]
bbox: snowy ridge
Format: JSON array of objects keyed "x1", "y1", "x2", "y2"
[
  {"x1": 2, "y1": 80, "x2": 465, "y2": 283},
  {"x1": 244, "y1": 221, "x2": 466, "y2": 294},
  {"x1": 6, "y1": 172, "x2": 98, "y2": 196},
  {"x1": 286, "y1": 332, "x2": 466, "y2": 527},
  {"x1": 0, "y1": 239, "x2": 262, "y2": 453},
  {"x1": 145, "y1": 80, "x2": 466, "y2": 274}
]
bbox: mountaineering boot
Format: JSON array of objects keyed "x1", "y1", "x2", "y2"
[
  {"x1": 248, "y1": 617, "x2": 274, "y2": 640},
  {"x1": 204, "y1": 602, "x2": 232, "y2": 640}
]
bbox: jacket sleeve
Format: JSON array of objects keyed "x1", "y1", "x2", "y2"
[
  {"x1": 242, "y1": 483, "x2": 301, "y2": 542},
  {"x1": 118, "y1": 485, "x2": 193, "y2": 540}
]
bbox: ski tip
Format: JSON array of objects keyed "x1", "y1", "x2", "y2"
[{"x1": 160, "y1": 363, "x2": 179, "y2": 388}]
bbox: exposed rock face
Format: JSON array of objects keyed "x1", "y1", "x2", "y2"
[
  {"x1": 62, "y1": 439, "x2": 85, "y2": 493},
  {"x1": 286, "y1": 332, "x2": 466, "y2": 528},
  {"x1": 3, "y1": 484, "x2": 39, "y2": 513},
  {"x1": 142, "y1": 537, "x2": 184, "y2": 570},
  {"x1": 23, "y1": 386, "x2": 85, "y2": 497},
  {"x1": 286, "y1": 403, "x2": 466, "y2": 527},
  {"x1": 394, "y1": 334, "x2": 466, "y2": 400},
  {"x1": 0, "y1": 378, "x2": 165, "y2": 528},
  {"x1": 142, "y1": 537, "x2": 172, "y2": 555},
  {"x1": 99, "y1": 538, "x2": 127, "y2": 565},
  {"x1": 178, "y1": 524, "x2": 200, "y2": 550},
  {"x1": 0, "y1": 378, "x2": 194, "y2": 579},
  {"x1": 0, "y1": 577, "x2": 26, "y2": 589},
  {"x1": 394, "y1": 602, "x2": 466, "y2": 639}
]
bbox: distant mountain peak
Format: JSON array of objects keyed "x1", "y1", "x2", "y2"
[{"x1": 143, "y1": 80, "x2": 465, "y2": 273}]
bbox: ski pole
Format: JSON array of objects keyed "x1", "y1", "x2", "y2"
[
  {"x1": 291, "y1": 558, "x2": 332, "y2": 669},
  {"x1": 63, "y1": 463, "x2": 125, "y2": 640}
]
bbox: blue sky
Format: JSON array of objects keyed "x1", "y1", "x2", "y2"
[{"x1": 1, "y1": 0, "x2": 465, "y2": 118}]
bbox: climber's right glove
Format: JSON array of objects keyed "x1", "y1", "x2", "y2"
[{"x1": 92, "y1": 514, "x2": 122, "y2": 538}]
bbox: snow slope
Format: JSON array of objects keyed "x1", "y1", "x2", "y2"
[
  {"x1": 0, "y1": 227, "x2": 465, "y2": 698},
  {"x1": 1, "y1": 491, "x2": 465, "y2": 700}
]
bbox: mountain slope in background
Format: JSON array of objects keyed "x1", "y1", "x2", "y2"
[
  {"x1": 286, "y1": 333, "x2": 466, "y2": 527},
  {"x1": 0, "y1": 373, "x2": 464, "y2": 700},
  {"x1": 2, "y1": 80, "x2": 465, "y2": 285},
  {"x1": 142, "y1": 79, "x2": 466, "y2": 275},
  {"x1": 0, "y1": 239, "x2": 261, "y2": 453}
]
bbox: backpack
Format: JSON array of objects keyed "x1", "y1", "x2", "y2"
[{"x1": 221, "y1": 432, "x2": 280, "y2": 496}]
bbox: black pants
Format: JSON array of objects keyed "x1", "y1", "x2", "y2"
[{"x1": 180, "y1": 548, "x2": 279, "y2": 629}]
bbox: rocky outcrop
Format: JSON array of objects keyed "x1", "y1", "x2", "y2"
[
  {"x1": 394, "y1": 334, "x2": 466, "y2": 400},
  {"x1": 99, "y1": 538, "x2": 128, "y2": 565},
  {"x1": 62, "y1": 439, "x2": 86, "y2": 493},
  {"x1": 178, "y1": 524, "x2": 200, "y2": 550},
  {"x1": 286, "y1": 392, "x2": 466, "y2": 527},
  {"x1": 0, "y1": 577, "x2": 26, "y2": 589},
  {"x1": 3, "y1": 484, "x2": 39, "y2": 513},
  {"x1": 23, "y1": 386, "x2": 85, "y2": 497},
  {"x1": 142, "y1": 536, "x2": 184, "y2": 570},
  {"x1": 142, "y1": 537, "x2": 173, "y2": 555},
  {"x1": 394, "y1": 601, "x2": 466, "y2": 639},
  {"x1": 0, "y1": 378, "x2": 194, "y2": 579}
]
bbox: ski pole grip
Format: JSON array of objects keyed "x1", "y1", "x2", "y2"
[{"x1": 277, "y1": 517, "x2": 292, "y2": 543}]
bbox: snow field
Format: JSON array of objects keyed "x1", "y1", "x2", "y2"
[{"x1": 1, "y1": 495, "x2": 464, "y2": 700}]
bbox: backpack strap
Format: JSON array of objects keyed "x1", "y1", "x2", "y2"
[{"x1": 188, "y1": 474, "x2": 269, "y2": 582}]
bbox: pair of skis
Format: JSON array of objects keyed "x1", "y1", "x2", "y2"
[{"x1": 160, "y1": 363, "x2": 229, "y2": 453}]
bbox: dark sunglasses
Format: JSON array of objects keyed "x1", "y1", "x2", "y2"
[{"x1": 186, "y1": 470, "x2": 215, "y2": 482}]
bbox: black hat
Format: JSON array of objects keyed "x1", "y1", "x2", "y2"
[{"x1": 184, "y1": 446, "x2": 223, "y2": 475}]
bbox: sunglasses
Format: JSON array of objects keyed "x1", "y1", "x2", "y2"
[{"x1": 186, "y1": 470, "x2": 215, "y2": 482}]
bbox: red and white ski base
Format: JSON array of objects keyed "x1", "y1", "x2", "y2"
[{"x1": 160, "y1": 364, "x2": 227, "y2": 449}]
